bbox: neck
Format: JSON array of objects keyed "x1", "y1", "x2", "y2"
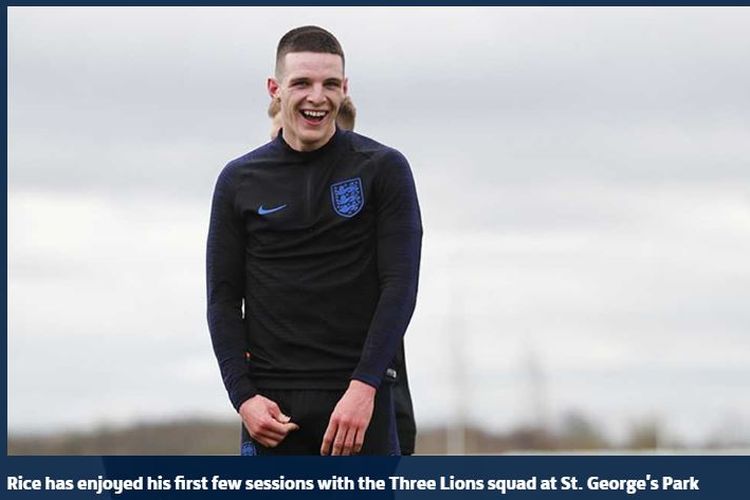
[{"x1": 282, "y1": 127, "x2": 337, "y2": 152}]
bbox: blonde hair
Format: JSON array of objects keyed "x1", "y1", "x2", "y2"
[{"x1": 337, "y1": 97, "x2": 356, "y2": 131}]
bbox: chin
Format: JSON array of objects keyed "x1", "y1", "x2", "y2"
[{"x1": 302, "y1": 126, "x2": 333, "y2": 141}]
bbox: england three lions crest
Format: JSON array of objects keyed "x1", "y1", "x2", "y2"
[{"x1": 330, "y1": 178, "x2": 364, "y2": 218}]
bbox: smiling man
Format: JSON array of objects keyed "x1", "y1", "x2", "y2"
[{"x1": 206, "y1": 26, "x2": 422, "y2": 456}]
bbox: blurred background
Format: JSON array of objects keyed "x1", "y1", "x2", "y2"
[{"x1": 8, "y1": 7, "x2": 750, "y2": 454}]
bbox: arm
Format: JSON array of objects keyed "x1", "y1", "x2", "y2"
[
  {"x1": 321, "y1": 151, "x2": 423, "y2": 455},
  {"x1": 352, "y1": 150, "x2": 423, "y2": 387},
  {"x1": 206, "y1": 166, "x2": 256, "y2": 411},
  {"x1": 206, "y1": 166, "x2": 298, "y2": 446}
]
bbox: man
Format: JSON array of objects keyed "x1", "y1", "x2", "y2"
[
  {"x1": 206, "y1": 26, "x2": 422, "y2": 456},
  {"x1": 267, "y1": 95, "x2": 418, "y2": 456}
]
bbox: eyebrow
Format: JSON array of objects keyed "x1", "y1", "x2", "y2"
[{"x1": 288, "y1": 77, "x2": 343, "y2": 85}]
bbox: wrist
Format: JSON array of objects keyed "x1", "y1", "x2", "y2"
[
  {"x1": 238, "y1": 394, "x2": 261, "y2": 413},
  {"x1": 348, "y1": 379, "x2": 377, "y2": 398}
]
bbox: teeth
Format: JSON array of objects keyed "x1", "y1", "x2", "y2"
[{"x1": 302, "y1": 110, "x2": 326, "y2": 119}]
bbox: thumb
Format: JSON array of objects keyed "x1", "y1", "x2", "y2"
[
  {"x1": 284, "y1": 421, "x2": 300, "y2": 432},
  {"x1": 267, "y1": 403, "x2": 292, "y2": 423},
  {"x1": 266, "y1": 401, "x2": 282, "y2": 418},
  {"x1": 275, "y1": 411, "x2": 293, "y2": 424}
]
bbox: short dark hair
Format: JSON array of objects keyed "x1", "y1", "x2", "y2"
[{"x1": 275, "y1": 26, "x2": 345, "y2": 77}]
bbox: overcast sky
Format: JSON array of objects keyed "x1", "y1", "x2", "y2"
[{"x1": 8, "y1": 7, "x2": 750, "y2": 447}]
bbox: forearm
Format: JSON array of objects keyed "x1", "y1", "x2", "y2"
[
  {"x1": 351, "y1": 229, "x2": 422, "y2": 388},
  {"x1": 207, "y1": 301, "x2": 257, "y2": 411}
]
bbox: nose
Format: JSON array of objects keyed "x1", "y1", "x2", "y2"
[{"x1": 306, "y1": 83, "x2": 326, "y2": 105}]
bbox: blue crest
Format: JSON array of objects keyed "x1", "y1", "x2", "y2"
[{"x1": 330, "y1": 177, "x2": 364, "y2": 218}]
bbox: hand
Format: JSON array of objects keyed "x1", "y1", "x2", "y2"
[
  {"x1": 239, "y1": 395, "x2": 299, "y2": 448},
  {"x1": 321, "y1": 380, "x2": 376, "y2": 456}
]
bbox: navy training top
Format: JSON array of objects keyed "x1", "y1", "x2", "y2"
[{"x1": 206, "y1": 128, "x2": 423, "y2": 411}]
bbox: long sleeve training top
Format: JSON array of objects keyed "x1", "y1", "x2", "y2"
[{"x1": 206, "y1": 128, "x2": 422, "y2": 411}]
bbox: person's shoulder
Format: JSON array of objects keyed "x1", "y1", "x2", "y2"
[
  {"x1": 345, "y1": 130, "x2": 399, "y2": 155},
  {"x1": 344, "y1": 130, "x2": 409, "y2": 165},
  {"x1": 217, "y1": 140, "x2": 279, "y2": 184},
  {"x1": 224, "y1": 140, "x2": 279, "y2": 172}
]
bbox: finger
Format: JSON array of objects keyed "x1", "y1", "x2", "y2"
[
  {"x1": 254, "y1": 427, "x2": 294, "y2": 448},
  {"x1": 331, "y1": 426, "x2": 347, "y2": 456},
  {"x1": 281, "y1": 422, "x2": 300, "y2": 433},
  {"x1": 266, "y1": 401, "x2": 282, "y2": 419},
  {"x1": 342, "y1": 426, "x2": 356, "y2": 456},
  {"x1": 256, "y1": 424, "x2": 297, "y2": 442},
  {"x1": 252, "y1": 434, "x2": 278, "y2": 448},
  {"x1": 250, "y1": 431, "x2": 284, "y2": 449},
  {"x1": 320, "y1": 421, "x2": 337, "y2": 456},
  {"x1": 262, "y1": 418, "x2": 297, "y2": 436},
  {"x1": 353, "y1": 427, "x2": 366, "y2": 454},
  {"x1": 252, "y1": 420, "x2": 288, "y2": 440},
  {"x1": 254, "y1": 427, "x2": 286, "y2": 442},
  {"x1": 273, "y1": 412, "x2": 293, "y2": 424},
  {"x1": 243, "y1": 422, "x2": 282, "y2": 443}
]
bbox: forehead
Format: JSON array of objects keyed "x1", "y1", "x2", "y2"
[{"x1": 280, "y1": 52, "x2": 344, "y2": 81}]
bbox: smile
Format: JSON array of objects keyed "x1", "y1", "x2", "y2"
[{"x1": 300, "y1": 110, "x2": 328, "y2": 123}]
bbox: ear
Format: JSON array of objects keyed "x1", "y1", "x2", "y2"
[
  {"x1": 342, "y1": 77, "x2": 349, "y2": 96},
  {"x1": 267, "y1": 77, "x2": 280, "y2": 99}
]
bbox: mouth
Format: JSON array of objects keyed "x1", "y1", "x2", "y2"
[{"x1": 299, "y1": 109, "x2": 329, "y2": 125}]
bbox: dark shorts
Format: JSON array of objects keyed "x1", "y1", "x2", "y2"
[{"x1": 241, "y1": 384, "x2": 399, "y2": 456}]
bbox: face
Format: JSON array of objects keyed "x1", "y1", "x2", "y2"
[{"x1": 267, "y1": 52, "x2": 348, "y2": 152}]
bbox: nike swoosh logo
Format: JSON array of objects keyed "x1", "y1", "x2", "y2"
[{"x1": 258, "y1": 204, "x2": 287, "y2": 215}]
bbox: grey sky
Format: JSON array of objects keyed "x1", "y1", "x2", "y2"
[{"x1": 8, "y1": 7, "x2": 750, "y2": 446}]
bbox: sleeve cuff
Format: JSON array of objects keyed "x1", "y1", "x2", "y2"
[
  {"x1": 350, "y1": 373, "x2": 381, "y2": 390},
  {"x1": 229, "y1": 379, "x2": 258, "y2": 413}
]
